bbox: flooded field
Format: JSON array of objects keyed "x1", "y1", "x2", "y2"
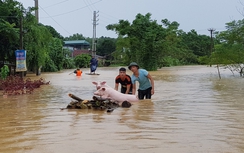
[{"x1": 0, "y1": 65, "x2": 243, "y2": 153}]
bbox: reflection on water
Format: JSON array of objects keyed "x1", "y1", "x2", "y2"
[{"x1": 0, "y1": 66, "x2": 244, "y2": 153}]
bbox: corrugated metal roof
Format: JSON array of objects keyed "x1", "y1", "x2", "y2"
[{"x1": 64, "y1": 40, "x2": 90, "y2": 45}]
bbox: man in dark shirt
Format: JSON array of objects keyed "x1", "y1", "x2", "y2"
[
  {"x1": 90, "y1": 56, "x2": 98, "y2": 74},
  {"x1": 115, "y1": 67, "x2": 133, "y2": 94}
]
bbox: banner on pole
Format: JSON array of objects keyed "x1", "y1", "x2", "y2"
[{"x1": 15, "y1": 50, "x2": 27, "y2": 72}]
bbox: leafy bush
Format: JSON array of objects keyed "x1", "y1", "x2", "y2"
[
  {"x1": 63, "y1": 57, "x2": 75, "y2": 69},
  {"x1": 162, "y1": 57, "x2": 180, "y2": 67},
  {"x1": 198, "y1": 56, "x2": 210, "y2": 65},
  {"x1": 74, "y1": 54, "x2": 91, "y2": 68},
  {"x1": 0, "y1": 65, "x2": 9, "y2": 80},
  {"x1": 42, "y1": 56, "x2": 58, "y2": 72}
]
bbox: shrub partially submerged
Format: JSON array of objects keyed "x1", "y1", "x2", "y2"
[{"x1": 0, "y1": 76, "x2": 50, "y2": 96}]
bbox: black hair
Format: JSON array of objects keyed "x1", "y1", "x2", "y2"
[{"x1": 119, "y1": 67, "x2": 126, "y2": 71}]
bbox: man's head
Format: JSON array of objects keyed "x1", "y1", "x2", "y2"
[
  {"x1": 119, "y1": 67, "x2": 126, "y2": 77},
  {"x1": 128, "y1": 62, "x2": 139, "y2": 72}
]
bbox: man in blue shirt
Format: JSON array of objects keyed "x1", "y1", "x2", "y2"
[{"x1": 128, "y1": 62, "x2": 154, "y2": 99}]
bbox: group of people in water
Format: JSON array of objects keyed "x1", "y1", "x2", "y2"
[
  {"x1": 71, "y1": 56, "x2": 98, "y2": 76},
  {"x1": 115, "y1": 62, "x2": 154, "y2": 100},
  {"x1": 72, "y1": 57, "x2": 154, "y2": 100}
]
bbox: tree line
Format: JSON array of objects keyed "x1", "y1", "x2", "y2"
[{"x1": 1, "y1": 0, "x2": 244, "y2": 76}]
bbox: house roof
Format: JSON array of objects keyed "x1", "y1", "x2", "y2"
[{"x1": 64, "y1": 40, "x2": 90, "y2": 46}]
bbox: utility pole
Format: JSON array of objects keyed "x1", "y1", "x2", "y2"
[
  {"x1": 92, "y1": 11, "x2": 99, "y2": 57},
  {"x1": 34, "y1": 0, "x2": 41, "y2": 75},
  {"x1": 208, "y1": 28, "x2": 221, "y2": 79},
  {"x1": 19, "y1": 15, "x2": 24, "y2": 78},
  {"x1": 208, "y1": 28, "x2": 215, "y2": 67},
  {"x1": 34, "y1": 0, "x2": 39, "y2": 22},
  {"x1": 208, "y1": 28, "x2": 215, "y2": 57},
  {"x1": 19, "y1": 16, "x2": 23, "y2": 50}
]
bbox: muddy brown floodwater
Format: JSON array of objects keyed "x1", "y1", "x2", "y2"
[{"x1": 0, "y1": 65, "x2": 244, "y2": 153}]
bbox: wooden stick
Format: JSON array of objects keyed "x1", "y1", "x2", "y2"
[{"x1": 68, "y1": 93, "x2": 83, "y2": 101}]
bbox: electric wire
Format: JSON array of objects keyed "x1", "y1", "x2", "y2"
[
  {"x1": 43, "y1": 0, "x2": 70, "y2": 9},
  {"x1": 35, "y1": 0, "x2": 120, "y2": 36},
  {"x1": 41, "y1": 0, "x2": 102, "y2": 18},
  {"x1": 38, "y1": 5, "x2": 71, "y2": 35},
  {"x1": 83, "y1": 0, "x2": 93, "y2": 13},
  {"x1": 86, "y1": 0, "x2": 97, "y2": 12}
]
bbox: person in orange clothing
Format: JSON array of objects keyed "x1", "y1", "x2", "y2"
[{"x1": 73, "y1": 68, "x2": 82, "y2": 76}]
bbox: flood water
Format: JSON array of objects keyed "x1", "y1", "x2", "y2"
[{"x1": 0, "y1": 65, "x2": 244, "y2": 153}]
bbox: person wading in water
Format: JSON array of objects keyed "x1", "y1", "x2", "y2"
[
  {"x1": 70, "y1": 68, "x2": 82, "y2": 76},
  {"x1": 114, "y1": 67, "x2": 133, "y2": 94},
  {"x1": 128, "y1": 62, "x2": 154, "y2": 99},
  {"x1": 90, "y1": 56, "x2": 98, "y2": 74}
]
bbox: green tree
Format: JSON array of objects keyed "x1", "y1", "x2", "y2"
[
  {"x1": 74, "y1": 54, "x2": 91, "y2": 68},
  {"x1": 0, "y1": 19, "x2": 19, "y2": 63},
  {"x1": 179, "y1": 30, "x2": 211, "y2": 57},
  {"x1": 49, "y1": 38, "x2": 64, "y2": 71},
  {"x1": 45, "y1": 25, "x2": 63, "y2": 39},
  {"x1": 0, "y1": 0, "x2": 22, "y2": 64},
  {"x1": 64, "y1": 33, "x2": 85, "y2": 40},
  {"x1": 96, "y1": 38, "x2": 116, "y2": 56},
  {"x1": 0, "y1": 65, "x2": 9, "y2": 80},
  {"x1": 41, "y1": 38, "x2": 64, "y2": 72},
  {"x1": 212, "y1": 19, "x2": 244, "y2": 76},
  {"x1": 110, "y1": 36, "x2": 130, "y2": 65},
  {"x1": 177, "y1": 30, "x2": 211, "y2": 65},
  {"x1": 63, "y1": 57, "x2": 75, "y2": 69},
  {"x1": 107, "y1": 13, "x2": 167, "y2": 70},
  {"x1": 0, "y1": 0, "x2": 71, "y2": 75},
  {"x1": 24, "y1": 21, "x2": 52, "y2": 74},
  {"x1": 62, "y1": 48, "x2": 75, "y2": 69}
]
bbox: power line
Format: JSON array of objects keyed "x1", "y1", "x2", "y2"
[
  {"x1": 43, "y1": 0, "x2": 70, "y2": 9},
  {"x1": 38, "y1": 4, "x2": 71, "y2": 35},
  {"x1": 83, "y1": 0, "x2": 93, "y2": 13},
  {"x1": 99, "y1": 14, "x2": 119, "y2": 23},
  {"x1": 86, "y1": 0, "x2": 97, "y2": 12},
  {"x1": 99, "y1": 11, "x2": 121, "y2": 23},
  {"x1": 41, "y1": 0, "x2": 102, "y2": 18},
  {"x1": 99, "y1": 11, "x2": 120, "y2": 20}
]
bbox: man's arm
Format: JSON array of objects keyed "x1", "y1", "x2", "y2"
[
  {"x1": 114, "y1": 83, "x2": 119, "y2": 91},
  {"x1": 132, "y1": 83, "x2": 136, "y2": 95},
  {"x1": 147, "y1": 73, "x2": 154, "y2": 95},
  {"x1": 125, "y1": 84, "x2": 131, "y2": 94}
]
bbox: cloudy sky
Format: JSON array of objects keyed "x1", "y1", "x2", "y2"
[{"x1": 19, "y1": 0, "x2": 243, "y2": 38}]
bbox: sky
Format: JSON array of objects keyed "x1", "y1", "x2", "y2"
[{"x1": 18, "y1": 0, "x2": 244, "y2": 38}]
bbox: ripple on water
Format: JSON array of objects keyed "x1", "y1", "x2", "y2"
[{"x1": 0, "y1": 66, "x2": 244, "y2": 153}]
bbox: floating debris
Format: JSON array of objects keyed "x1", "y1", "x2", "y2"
[{"x1": 65, "y1": 94, "x2": 132, "y2": 112}]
